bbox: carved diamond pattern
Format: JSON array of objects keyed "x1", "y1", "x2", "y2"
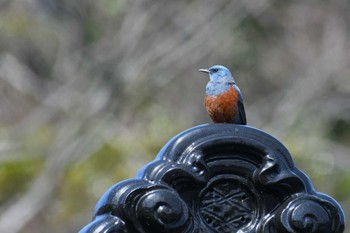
[{"x1": 199, "y1": 181, "x2": 254, "y2": 233}]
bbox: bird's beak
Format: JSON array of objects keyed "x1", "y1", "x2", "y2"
[{"x1": 198, "y1": 69, "x2": 209, "y2": 74}]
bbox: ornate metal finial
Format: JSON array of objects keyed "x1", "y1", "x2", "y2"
[{"x1": 79, "y1": 124, "x2": 345, "y2": 233}]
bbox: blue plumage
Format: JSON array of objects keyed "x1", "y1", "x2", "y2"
[{"x1": 199, "y1": 65, "x2": 247, "y2": 124}]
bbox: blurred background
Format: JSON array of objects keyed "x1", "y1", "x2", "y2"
[{"x1": 0, "y1": 0, "x2": 349, "y2": 232}]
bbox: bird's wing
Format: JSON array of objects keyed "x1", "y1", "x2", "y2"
[
  {"x1": 237, "y1": 94, "x2": 247, "y2": 125},
  {"x1": 232, "y1": 84, "x2": 247, "y2": 125}
]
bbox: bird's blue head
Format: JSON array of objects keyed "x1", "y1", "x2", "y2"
[{"x1": 199, "y1": 65, "x2": 235, "y2": 83}]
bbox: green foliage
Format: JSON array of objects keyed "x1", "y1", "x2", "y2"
[
  {"x1": 57, "y1": 142, "x2": 130, "y2": 218},
  {"x1": 334, "y1": 172, "x2": 350, "y2": 200},
  {"x1": 55, "y1": 111, "x2": 187, "y2": 221},
  {"x1": 329, "y1": 120, "x2": 350, "y2": 145},
  {"x1": 0, "y1": 158, "x2": 44, "y2": 203}
]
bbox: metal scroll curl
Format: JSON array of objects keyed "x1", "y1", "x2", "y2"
[
  {"x1": 79, "y1": 124, "x2": 345, "y2": 233},
  {"x1": 258, "y1": 194, "x2": 345, "y2": 233}
]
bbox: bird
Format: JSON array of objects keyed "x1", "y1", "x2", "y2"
[{"x1": 199, "y1": 65, "x2": 247, "y2": 124}]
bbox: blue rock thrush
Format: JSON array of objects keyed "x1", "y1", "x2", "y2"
[{"x1": 199, "y1": 65, "x2": 247, "y2": 124}]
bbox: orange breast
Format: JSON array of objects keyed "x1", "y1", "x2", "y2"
[{"x1": 204, "y1": 86, "x2": 239, "y2": 123}]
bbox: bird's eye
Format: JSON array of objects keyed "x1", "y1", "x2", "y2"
[{"x1": 212, "y1": 68, "x2": 218, "y2": 73}]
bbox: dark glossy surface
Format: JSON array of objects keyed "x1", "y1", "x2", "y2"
[{"x1": 79, "y1": 124, "x2": 345, "y2": 233}]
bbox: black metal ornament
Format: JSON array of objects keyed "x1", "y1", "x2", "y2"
[{"x1": 79, "y1": 124, "x2": 345, "y2": 233}]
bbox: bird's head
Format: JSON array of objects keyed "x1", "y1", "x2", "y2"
[{"x1": 199, "y1": 65, "x2": 235, "y2": 83}]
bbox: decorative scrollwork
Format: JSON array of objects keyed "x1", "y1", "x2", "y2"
[
  {"x1": 135, "y1": 188, "x2": 190, "y2": 232},
  {"x1": 79, "y1": 214, "x2": 127, "y2": 233},
  {"x1": 79, "y1": 124, "x2": 345, "y2": 233},
  {"x1": 281, "y1": 195, "x2": 344, "y2": 233}
]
